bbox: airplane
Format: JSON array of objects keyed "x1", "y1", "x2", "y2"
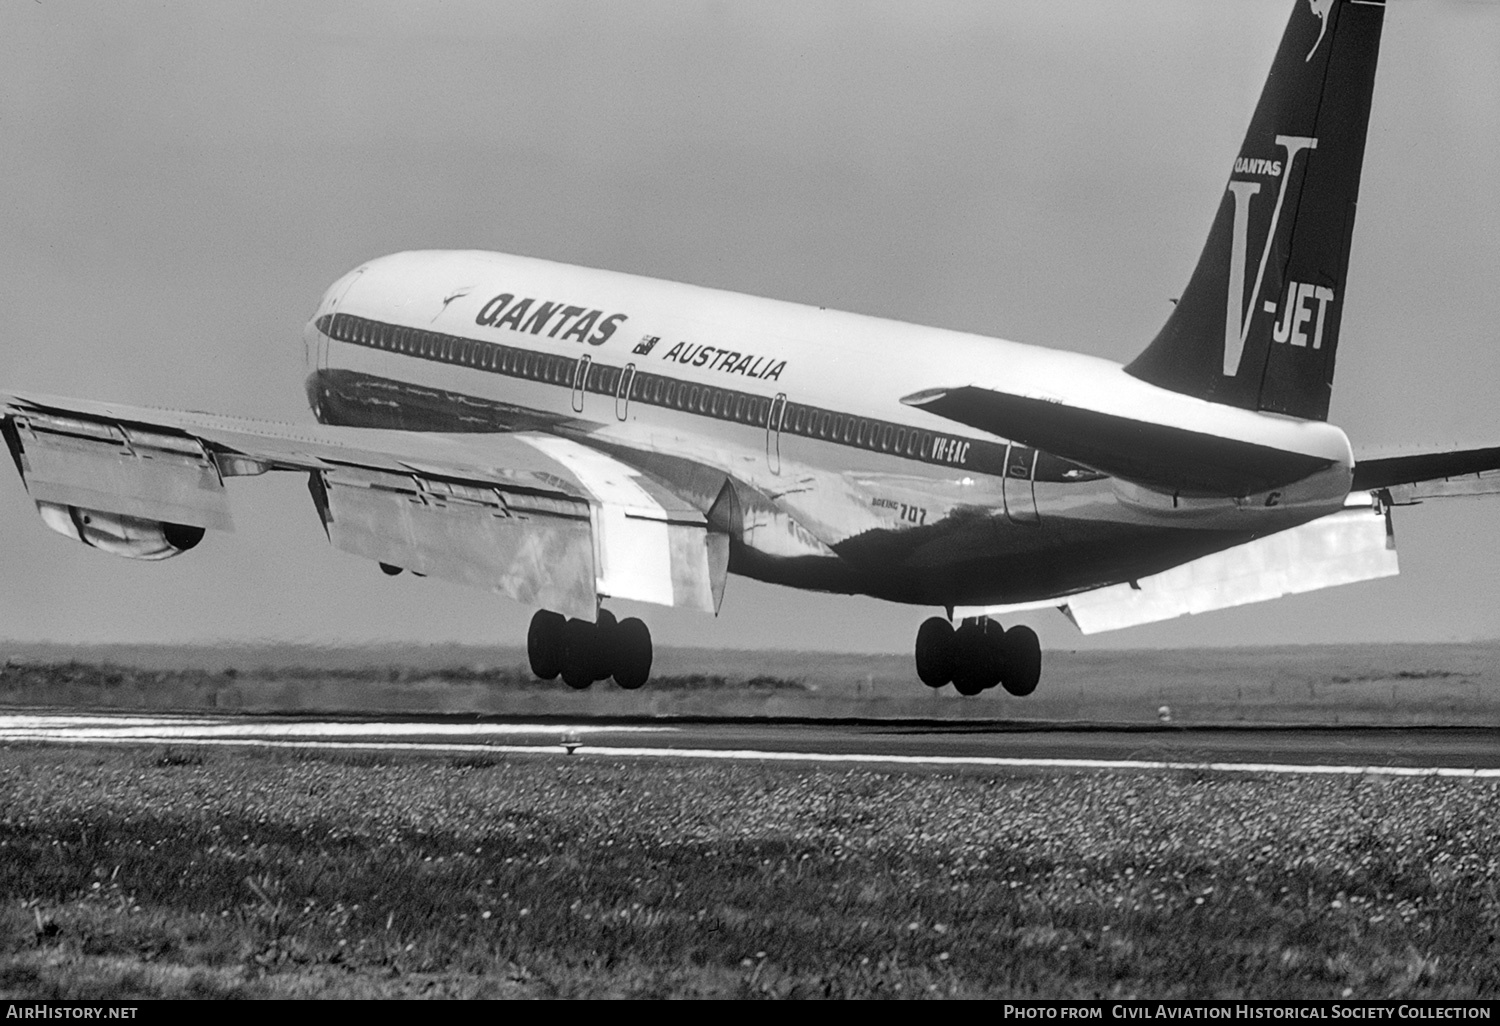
[{"x1": 3, "y1": 0, "x2": 1497, "y2": 696}]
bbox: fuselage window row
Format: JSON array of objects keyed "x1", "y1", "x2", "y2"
[{"x1": 318, "y1": 313, "x2": 1100, "y2": 483}]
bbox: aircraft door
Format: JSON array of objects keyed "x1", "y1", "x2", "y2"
[
  {"x1": 571, "y1": 355, "x2": 591, "y2": 413},
  {"x1": 615, "y1": 364, "x2": 635, "y2": 421},
  {"x1": 766, "y1": 393, "x2": 786, "y2": 474},
  {"x1": 1002, "y1": 443, "x2": 1040, "y2": 525}
]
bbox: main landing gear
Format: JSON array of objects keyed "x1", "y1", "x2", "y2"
[
  {"x1": 527, "y1": 608, "x2": 653, "y2": 691},
  {"x1": 914, "y1": 616, "x2": 1041, "y2": 697}
]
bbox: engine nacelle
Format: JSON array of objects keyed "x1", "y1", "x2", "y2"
[{"x1": 35, "y1": 502, "x2": 205, "y2": 561}]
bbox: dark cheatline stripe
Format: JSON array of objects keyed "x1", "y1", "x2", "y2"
[{"x1": 317, "y1": 313, "x2": 1104, "y2": 484}]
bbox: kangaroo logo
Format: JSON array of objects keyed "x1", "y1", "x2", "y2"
[
  {"x1": 1306, "y1": 0, "x2": 1334, "y2": 62},
  {"x1": 1222, "y1": 135, "x2": 1318, "y2": 375}
]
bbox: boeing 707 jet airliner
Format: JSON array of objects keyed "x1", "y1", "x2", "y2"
[{"x1": 5, "y1": 0, "x2": 1497, "y2": 695}]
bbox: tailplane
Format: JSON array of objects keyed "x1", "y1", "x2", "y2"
[{"x1": 1125, "y1": 0, "x2": 1385, "y2": 421}]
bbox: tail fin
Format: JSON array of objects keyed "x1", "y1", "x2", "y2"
[{"x1": 1125, "y1": 0, "x2": 1385, "y2": 421}]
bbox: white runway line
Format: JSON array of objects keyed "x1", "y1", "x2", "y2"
[
  {"x1": 0, "y1": 714, "x2": 672, "y2": 740},
  {"x1": 3, "y1": 729, "x2": 1498, "y2": 779}
]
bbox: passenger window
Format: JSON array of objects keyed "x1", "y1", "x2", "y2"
[
  {"x1": 687, "y1": 385, "x2": 700, "y2": 410},
  {"x1": 733, "y1": 395, "x2": 746, "y2": 421},
  {"x1": 521, "y1": 352, "x2": 535, "y2": 378},
  {"x1": 856, "y1": 419, "x2": 869, "y2": 446}
]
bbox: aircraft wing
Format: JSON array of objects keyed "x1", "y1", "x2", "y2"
[
  {"x1": 0, "y1": 391, "x2": 726, "y2": 620},
  {"x1": 958, "y1": 498, "x2": 1398, "y2": 633},
  {"x1": 1351, "y1": 446, "x2": 1500, "y2": 504}
]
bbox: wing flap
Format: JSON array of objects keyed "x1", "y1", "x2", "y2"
[
  {"x1": 957, "y1": 504, "x2": 1396, "y2": 633},
  {"x1": 310, "y1": 464, "x2": 598, "y2": 618},
  {"x1": 5, "y1": 410, "x2": 233, "y2": 531},
  {"x1": 902, "y1": 386, "x2": 1333, "y2": 496}
]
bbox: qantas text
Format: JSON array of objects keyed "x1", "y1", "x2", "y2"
[
  {"x1": 475, "y1": 293, "x2": 627, "y2": 347},
  {"x1": 1233, "y1": 156, "x2": 1283, "y2": 176}
]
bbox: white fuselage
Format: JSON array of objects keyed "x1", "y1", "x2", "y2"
[{"x1": 305, "y1": 249, "x2": 1355, "y2": 607}]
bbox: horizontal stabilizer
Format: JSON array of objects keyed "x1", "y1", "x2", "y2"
[
  {"x1": 1352, "y1": 446, "x2": 1500, "y2": 501},
  {"x1": 901, "y1": 386, "x2": 1331, "y2": 496},
  {"x1": 957, "y1": 504, "x2": 1397, "y2": 633}
]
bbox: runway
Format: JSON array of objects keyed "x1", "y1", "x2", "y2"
[{"x1": 3, "y1": 711, "x2": 1497, "y2": 778}]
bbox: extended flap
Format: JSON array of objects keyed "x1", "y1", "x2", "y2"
[
  {"x1": 5, "y1": 413, "x2": 232, "y2": 531},
  {"x1": 310, "y1": 465, "x2": 597, "y2": 619}
]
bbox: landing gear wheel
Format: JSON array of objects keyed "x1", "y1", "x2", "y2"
[
  {"x1": 560, "y1": 618, "x2": 597, "y2": 690},
  {"x1": 527, "y1": 609, "x2": 566, "y2": 680},
  {"x1": 590, "y1": 608, "x2": 619, "y2": 683},
  {"x1": 612, "y1": 617, "x2": 653, "y2": 690},
  {"x1": 914, "y1": 617, "x2": 956, "y2": 688},
  {"x1": 951, "y1": 620, "x2": 1001, "y2": 696},
  {"x1": 999, "y1": 625, "x2": 1042, "y2": 697}
]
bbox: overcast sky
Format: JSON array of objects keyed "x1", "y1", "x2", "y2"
[{"x1": 1, "y1": 0, "x2": 1496, "y2": 653}]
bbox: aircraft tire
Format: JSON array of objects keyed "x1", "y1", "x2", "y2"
[
  {"x1": 1000, "y1": 625, "x2": 1042, "y2": 697},
  {"x1": 612, "y1": 617, "x2": 653, "y2": 690},
  {"x1": 591, "y1": 608, "x2": 619, "y2": 682},
  {"x1": 979, "y1": 619, "x2": 1005, "y2": 691},
  {"x1": 527, "y1": 609, "x2": 566, "y2": 680},
  {"x1": 560, "y1": 618, "x2": 596, "y2": 690},
  {"x1": 914, "y1": 617, "x2": 956, "y2": 688},
  {"x1": 951, "y1": 620, "x2": 993, "y2": 696}
]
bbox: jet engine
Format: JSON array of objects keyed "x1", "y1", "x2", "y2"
[{"x1": 35, "y1": 501, "x2": 205, "y2": 561}]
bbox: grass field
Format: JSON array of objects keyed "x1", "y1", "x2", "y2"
[
  {"x1": 2, "y1": 641, "x2": 1498, "y2": 725},
  {"x1": 1, "y1": 744, "x2": 1497, "y2": 998}
]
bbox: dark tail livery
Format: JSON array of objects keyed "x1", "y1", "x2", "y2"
[{"x1": 1126, "y1": 0, "x2": 1386, "y2": 422}]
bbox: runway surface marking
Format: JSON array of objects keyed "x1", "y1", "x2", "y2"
[
  {"x1": 4, "y1": 714, "x2": 1498, "y2": 779},
  {"x1": 0, "y1": 714, "x2": 671, "y2": 740}
]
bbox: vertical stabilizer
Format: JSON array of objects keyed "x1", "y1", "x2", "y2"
[{"x1": 1125, "y1": 0, "x2": 1385, "y2": 421}]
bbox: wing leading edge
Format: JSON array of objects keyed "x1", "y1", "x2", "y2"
[{"x1": 1, "y1": 391, "x2": 727, "y2": 620}]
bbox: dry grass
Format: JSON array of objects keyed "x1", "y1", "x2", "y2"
[
  {"x1": 1, "y1": 743, "x2": 1497, "y2": 998},
  {"x1": 3, "y1": 642, "x2": 1498, "y2": 725}
]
